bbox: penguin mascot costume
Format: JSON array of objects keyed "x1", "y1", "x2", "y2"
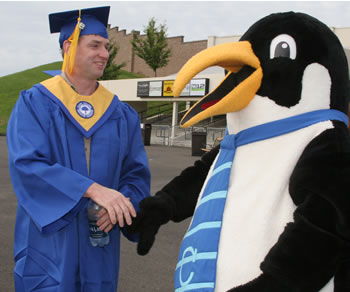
[{"x1": 129, "y1": 12, "x2": 350, "y2": 292}]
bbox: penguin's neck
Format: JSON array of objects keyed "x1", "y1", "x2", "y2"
[{"x1": 226, "y1": 95, "x2": 302, "y2": 134}]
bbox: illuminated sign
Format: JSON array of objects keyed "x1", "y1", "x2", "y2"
[
  {"x1": 163, "y1": 80, "x2": 174, "y2": 96},
  {"x1": 149, "y1": 81, "x2": 163, "y2": 96},
  {"x1": 136, "y1": 78, "x2": 209, "y2": 97},
  {"x1": 180, "y1": 82, "x2": 190, "y2": 96},
  {"x1": 137, "y1": 81, "x2": 149, "y2": 97},
  {"x1": 190, "y1": 79, "x2": 208, "y2": 96}
]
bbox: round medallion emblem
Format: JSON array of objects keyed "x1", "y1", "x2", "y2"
[{"x1": 76, "y1": 101, "x2": 94, "y2": 119}]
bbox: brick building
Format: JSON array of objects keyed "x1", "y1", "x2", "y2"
[
  {"x1": 108, "y1": 25, "x2": 207, "y2": 77},
  {"x1": 108, "y1": 25, "x2": 350, "y2": 78}
]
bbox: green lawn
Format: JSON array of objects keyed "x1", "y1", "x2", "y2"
[{"x1": 0, "y1": 62, "x2": 65, "y2": 134}]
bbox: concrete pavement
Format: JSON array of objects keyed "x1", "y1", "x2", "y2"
[{"x1": 0, "y1": 136, "x2": 198, "y2": 291}]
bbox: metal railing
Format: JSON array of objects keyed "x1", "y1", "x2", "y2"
[
  {"x1": 153, "y1": 125, "x2": 171, "y2": 145},
  {"x1": 149, "y1": 124, "x2": 225, "y2": 147},
  {"x1": 140, "y1": 104, "x2": 226, "y2": 147},
  {"x1": 207, "y1": 127, "x2": 225, "y2": 141}
]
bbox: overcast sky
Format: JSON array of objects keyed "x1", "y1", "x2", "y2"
[{"x1": 1, "y1": 1, "x2": 350, "y2": 77}]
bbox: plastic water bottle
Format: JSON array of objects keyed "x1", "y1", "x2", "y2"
[{"x1": 87, "y1": 200, "x2": 110, "y2": 247}]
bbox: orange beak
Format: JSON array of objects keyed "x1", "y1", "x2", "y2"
[{"x1": 173, "y1": 41, "x2": 263, "y2": 128}]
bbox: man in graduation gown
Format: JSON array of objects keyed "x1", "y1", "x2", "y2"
[{"x1": 7, "y1": 6, "x2": 151, "y2": 291}]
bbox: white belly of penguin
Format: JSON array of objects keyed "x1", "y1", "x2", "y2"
[{"x1": 192, "y1": 121, "x2": 335, "y2": 292}]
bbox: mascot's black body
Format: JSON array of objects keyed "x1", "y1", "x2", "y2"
[{"x1": 130, "y1": 12, "x2": 350, "y2": 292}]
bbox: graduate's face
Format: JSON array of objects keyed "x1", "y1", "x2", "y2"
[{"x1": 73, "y1": 34, "x2": 109, "y2": 80}]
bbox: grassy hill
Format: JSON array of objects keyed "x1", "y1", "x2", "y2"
[{"x1": 0, "y1": 62, "x2": 144, "y2": 135}]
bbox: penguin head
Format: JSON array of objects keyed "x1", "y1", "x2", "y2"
[{"x1": 174, "y1": 12, "x2": 349, "y2": 133}]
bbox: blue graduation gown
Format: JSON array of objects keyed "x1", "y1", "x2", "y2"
[{"x1": 7, "y1": 76, "x2": 151, "y2": 291}]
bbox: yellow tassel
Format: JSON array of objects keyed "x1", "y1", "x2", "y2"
[
  {"x1": 61, "y1": 9, "x2": 82, "y2": 74},
  {"x1": 62, "y1": 51, "x2": 68, "y2": 73}
]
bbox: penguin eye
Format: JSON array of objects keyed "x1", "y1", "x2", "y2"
[{"x1": 270, "y1": 34, "x2": 296, "y2": 60}]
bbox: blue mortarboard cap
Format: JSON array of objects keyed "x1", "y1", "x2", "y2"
[{"x1": 49, "y1": 6, "x2": 110, "y2": 48}]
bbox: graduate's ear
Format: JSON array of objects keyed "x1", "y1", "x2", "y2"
[
  {"x1": 62, "y1": 40, "x2": 72, "y2": 71},
  {"x1": 62, "y1": 40, "x2": 71, "y2": 55}
]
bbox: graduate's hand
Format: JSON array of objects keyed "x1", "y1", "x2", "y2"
[
  {"x1": 84, "y1": 183, "x2": 136, "y2": 228},
  {"x1": 96, "y1": 208, "x2": 114, "y2": 233}
]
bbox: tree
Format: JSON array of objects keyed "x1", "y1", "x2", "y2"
[
  {"x1": 99, "y1": 41, "x2": 126, "y2": 80},
  {"x1": 131, "y1": 18, "x2": 172, "y2": 77}
]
